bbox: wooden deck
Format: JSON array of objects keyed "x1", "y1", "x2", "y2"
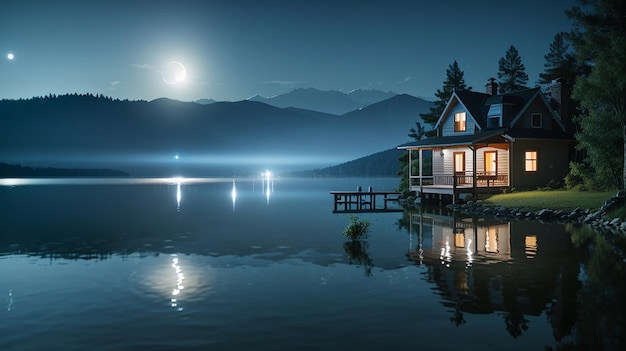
[
  {"x1": 410, "y1": 174, "x2": 508, "y2": 203},
  {"x1": 330, "y1": 188, "x2": 402, "y2": 213}
]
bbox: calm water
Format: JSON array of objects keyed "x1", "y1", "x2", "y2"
[{"x1": 0, "y1": 177, "x2": 624, "y2": 350}]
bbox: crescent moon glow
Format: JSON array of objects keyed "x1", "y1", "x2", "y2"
[{"x1": 162, "y1": 61, "x2": 187, "y2": 85}]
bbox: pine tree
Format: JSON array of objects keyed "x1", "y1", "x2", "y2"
[
  {"x1": 408, "y1": 121, "x2": 425, "y2": 141},
  {"x1": 567, "y1": 0, "x2": 626, "y2": 192},
  {"x1": 400, "y1": 62, "x2": 470, "y2": 196},
  {"x1": 497, "y1": 45, "x2": 529, "y2": 93},
  {"x1": 539, "y1": 32, "x2": 578, "y2": 85},
  {"x1": 419, "y1": 60, "x2": 471, "y2": 129}
]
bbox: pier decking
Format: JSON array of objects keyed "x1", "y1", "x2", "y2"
[{"x1": 330, "y1": 187, "x2": 402, "y2": 213}]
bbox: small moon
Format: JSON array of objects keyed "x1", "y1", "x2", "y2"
[
  {"x1": 7, "y1": 53, "x2": 14, "y2": 60},
  {"x1": 162, "y1": 61, "x2": 187, "y2": 85}
]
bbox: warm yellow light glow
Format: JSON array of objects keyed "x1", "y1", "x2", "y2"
[
  {"x1": 525, "y1": 235, "x2": 538, "y2": 259},
  {"x1": 486, "y1": 228, "x2": 498, "y2": 253},
  {"x1": 466, "y1": 239, "x2": 473, "y2": 266},
  {"x1": 455, "y1": 233, "x2": 465, "y2": 248},
  {"x1": 454, "y1": 112, "x2": 466, "y2": 132},
  {"x1": 525, "y1": 151, "x2": 537, "y2": 172}
]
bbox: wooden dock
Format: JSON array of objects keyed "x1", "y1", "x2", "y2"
[{"x1": 330, "y1": 187, "x2": 402, "y2": 213}]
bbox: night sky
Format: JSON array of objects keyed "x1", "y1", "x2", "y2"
[{"x1": 1, "y1": 0, "x2": 575, "y2": 102}]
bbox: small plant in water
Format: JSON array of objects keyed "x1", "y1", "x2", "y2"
[{"x1": 342, "y1": 215, "x2": 371, "y2": 241}]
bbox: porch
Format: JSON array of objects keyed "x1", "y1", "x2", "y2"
[{"x1": 409, "y1": 172, "x2": 509, "y2": 203}]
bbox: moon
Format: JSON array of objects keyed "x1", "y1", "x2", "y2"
[
  {"x1": 7, "y1": 53, "x2": 14, "y2": 60},
  {"x1": 162, "y1": 61, "x2": 186, "y2": 85}
]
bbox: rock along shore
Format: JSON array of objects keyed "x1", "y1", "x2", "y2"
[{"x1": 446, "y1": 192, "x2": 626, "y2": 234}]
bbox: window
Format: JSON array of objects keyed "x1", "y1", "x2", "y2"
[
  {"x1": 485, "y1": 151, "x2": 497, "y2": 175},
  {"x1": 525, "y1": 151, "x2": 537, "y2": 172},
  {"x1": 487, "y1": 104, "x2": 502, "y2": 128},
  {"x1": 531, "y1": 113, "x2": 542, "y2": 128},
  {"x1": 454, "y1": 112, "x2": 466, "y2": 132}
]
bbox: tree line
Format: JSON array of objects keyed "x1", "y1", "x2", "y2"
[
  {"x1": 0, "y1": 163, "x2": 129, "y2": 177},
  {"x1": 399, "y1": 0, "x2": 625, "y2": 195},
  {"x1": 1, "y1": 93, "x2": 145, "y2": 103}
]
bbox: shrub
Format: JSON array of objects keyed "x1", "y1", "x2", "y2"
[{"x1": 342, "y1": 215, "x2": 371, "y2": 241}]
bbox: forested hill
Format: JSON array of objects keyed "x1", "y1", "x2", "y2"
[
  {"x1": 290, "y1": 149, "x2": 404, "y2": 177},
  {"x1": 1, "y1": 93, "x2": 430, "y2": 176},
  {"x1": 0, "y1": 162, "x2": 129, "y2": 177}
]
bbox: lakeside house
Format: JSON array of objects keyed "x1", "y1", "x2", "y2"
[{"x1": 398, "y1": 79, "x2": 574, "y2": 203}]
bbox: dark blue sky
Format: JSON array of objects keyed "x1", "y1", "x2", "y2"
[{"x1": 1, "y1": 0, "x2": 575, "y2": 102}]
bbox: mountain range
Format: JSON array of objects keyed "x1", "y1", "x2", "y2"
[
  {"x1": 1, "y1": 89, "x2": 431, "y2": 176},
  {"x1": 247, "y1": 88, "x2": 397, "y2": 115}
]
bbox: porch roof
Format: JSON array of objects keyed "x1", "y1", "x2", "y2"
[{"x1": 397, "y1": 128, "x2": 507, "y2": 150}]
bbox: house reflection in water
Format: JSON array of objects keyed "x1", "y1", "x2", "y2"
[{"x1": 407, "y1": 210, "x2": 581, "y2": 340}]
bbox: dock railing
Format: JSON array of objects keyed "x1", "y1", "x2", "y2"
[{"x1": 330, "y1": 187, "x2": 401, "y2": 213}]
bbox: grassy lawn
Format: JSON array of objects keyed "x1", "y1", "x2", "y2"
[{"x1": 483, "y1": 189, "x2": 617, "y2": 211}]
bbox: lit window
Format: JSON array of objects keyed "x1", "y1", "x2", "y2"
[
  {"x1": 485, "y1": 151, "x2": 497, "y2": 175},
  {"x1": 454, "y1": 112, "x2": 466, "y2": 132},
  {"x1": 532, "y1": 113, "x2": 542, "y2": 128},
  {"x1": 525, "y1": 151, "x2": 537, "y2": 172}
]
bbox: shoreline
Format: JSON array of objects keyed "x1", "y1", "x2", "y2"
[{"x1": 445, "y1": 194, "x2": 626, "y2": 234}]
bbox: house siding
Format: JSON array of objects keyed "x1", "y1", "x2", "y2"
[
  {"x1": 510, "y1": 139, "x2": 570, "y2": 189},
  {"x1": 441, "y1": 104, "x2": 478, "y2": 136},
  {"x1": 441, "y1": 147, "x2": 474, "y2": 175},
  {"x1": 476, "y1": 147, "x2": 509, "y2": 176},
  {"x1": 512, "y1": 98, "x2": 554, "y2": 130}
]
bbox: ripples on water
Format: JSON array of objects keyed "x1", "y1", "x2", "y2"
[{"x1": 0, "y1": 177, "x2": 624, "y2": 350}]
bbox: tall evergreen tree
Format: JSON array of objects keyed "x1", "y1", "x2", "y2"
[
  {"x1": 419, "y1": 60, "x2": 471, "y2": 129},
  {"x1": 400, "y1": 62, "x2": 469, "y2": 197},
  {"x1": 497, "y1": 45, "x2": 529, "y2": 93},
  {"x1": 567, "y1": 0, "x2": 626, "y2": 192},
  {"x1": 538, "y1": 32, "x2": 579, "y2": 85},
  {"x1": 407, "y1": 121, "x2": 426, "y2": 141}
]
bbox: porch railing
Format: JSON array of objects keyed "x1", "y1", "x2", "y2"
[{"x1": 410, "y1": 173, "x2": 508, "y2": 188}]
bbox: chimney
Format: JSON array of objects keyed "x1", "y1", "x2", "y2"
[
  {"x1": 485, "y1": 78, "x2": 498, "y2": 95},
  {"x1": 550, "y1": 78, "x2": 572, "y2": 133}
]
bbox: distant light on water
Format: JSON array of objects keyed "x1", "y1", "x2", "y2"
[
  {"x1": 262, "y1": 170, "x2": 273, "y2": 205},
  {"x1": 231, "y1": 179, "x2": 237, "y2": 212},
  {"x1": 176, "y1": 182, "x2": 182, "y2": 211}
]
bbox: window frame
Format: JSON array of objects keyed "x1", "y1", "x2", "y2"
[
  {"x1": 454, "y1": 112, "x2": 466, "y2": 132},
  {"x1": 531, "y1": 113, "x2": 542, "y2": 128},
  {"x1": 484, "y1": 151, "x2": 497, "y2": 175},
  {"x1": 525, "y1": 150, "x2": 538, "y2": 172}
]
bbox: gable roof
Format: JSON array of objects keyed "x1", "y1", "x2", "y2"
[
  {"x1": 435, "y1": 90, "x2": 490, "y2": 130},
  {"x1": 398, "y1": 87, "x2": 572, "y2": 150},
  {"x1": 437, "y1": 87, "x2": 565, "y2": 132}
]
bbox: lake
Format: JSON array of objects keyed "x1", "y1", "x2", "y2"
[{"x1": 1, "y1": 177, "x2": 624, "y2": 350}]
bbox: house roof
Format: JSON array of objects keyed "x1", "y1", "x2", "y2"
[
  {"x1": 454, "y1": 90, "x2": 491, "y2": 126},
  {"x1": 504, "y1": 128, "x2": 574, "y2": 141},
  {"x1": 437, "y1": 87, "x2": 564, "y2": 131},
  {"x1": 398, "y1": 128, "x2": 507, "y2": 149},
  {"x1": 435, "y1": 90, "x2": 490, "y2": 130},
  {"x1": 400, "y1": 87, "x2": 572, "y2": 150}
]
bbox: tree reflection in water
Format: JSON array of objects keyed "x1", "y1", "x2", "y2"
[
  {"x1": 343, "y1": 240, "x2": 374, "y2": 277},
  {"x1": 556, "y1": 224, "x2": 626, "y2": 351},
  {"x1": 398, "y1": 208, "x2": 590, "y2": 342}
]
